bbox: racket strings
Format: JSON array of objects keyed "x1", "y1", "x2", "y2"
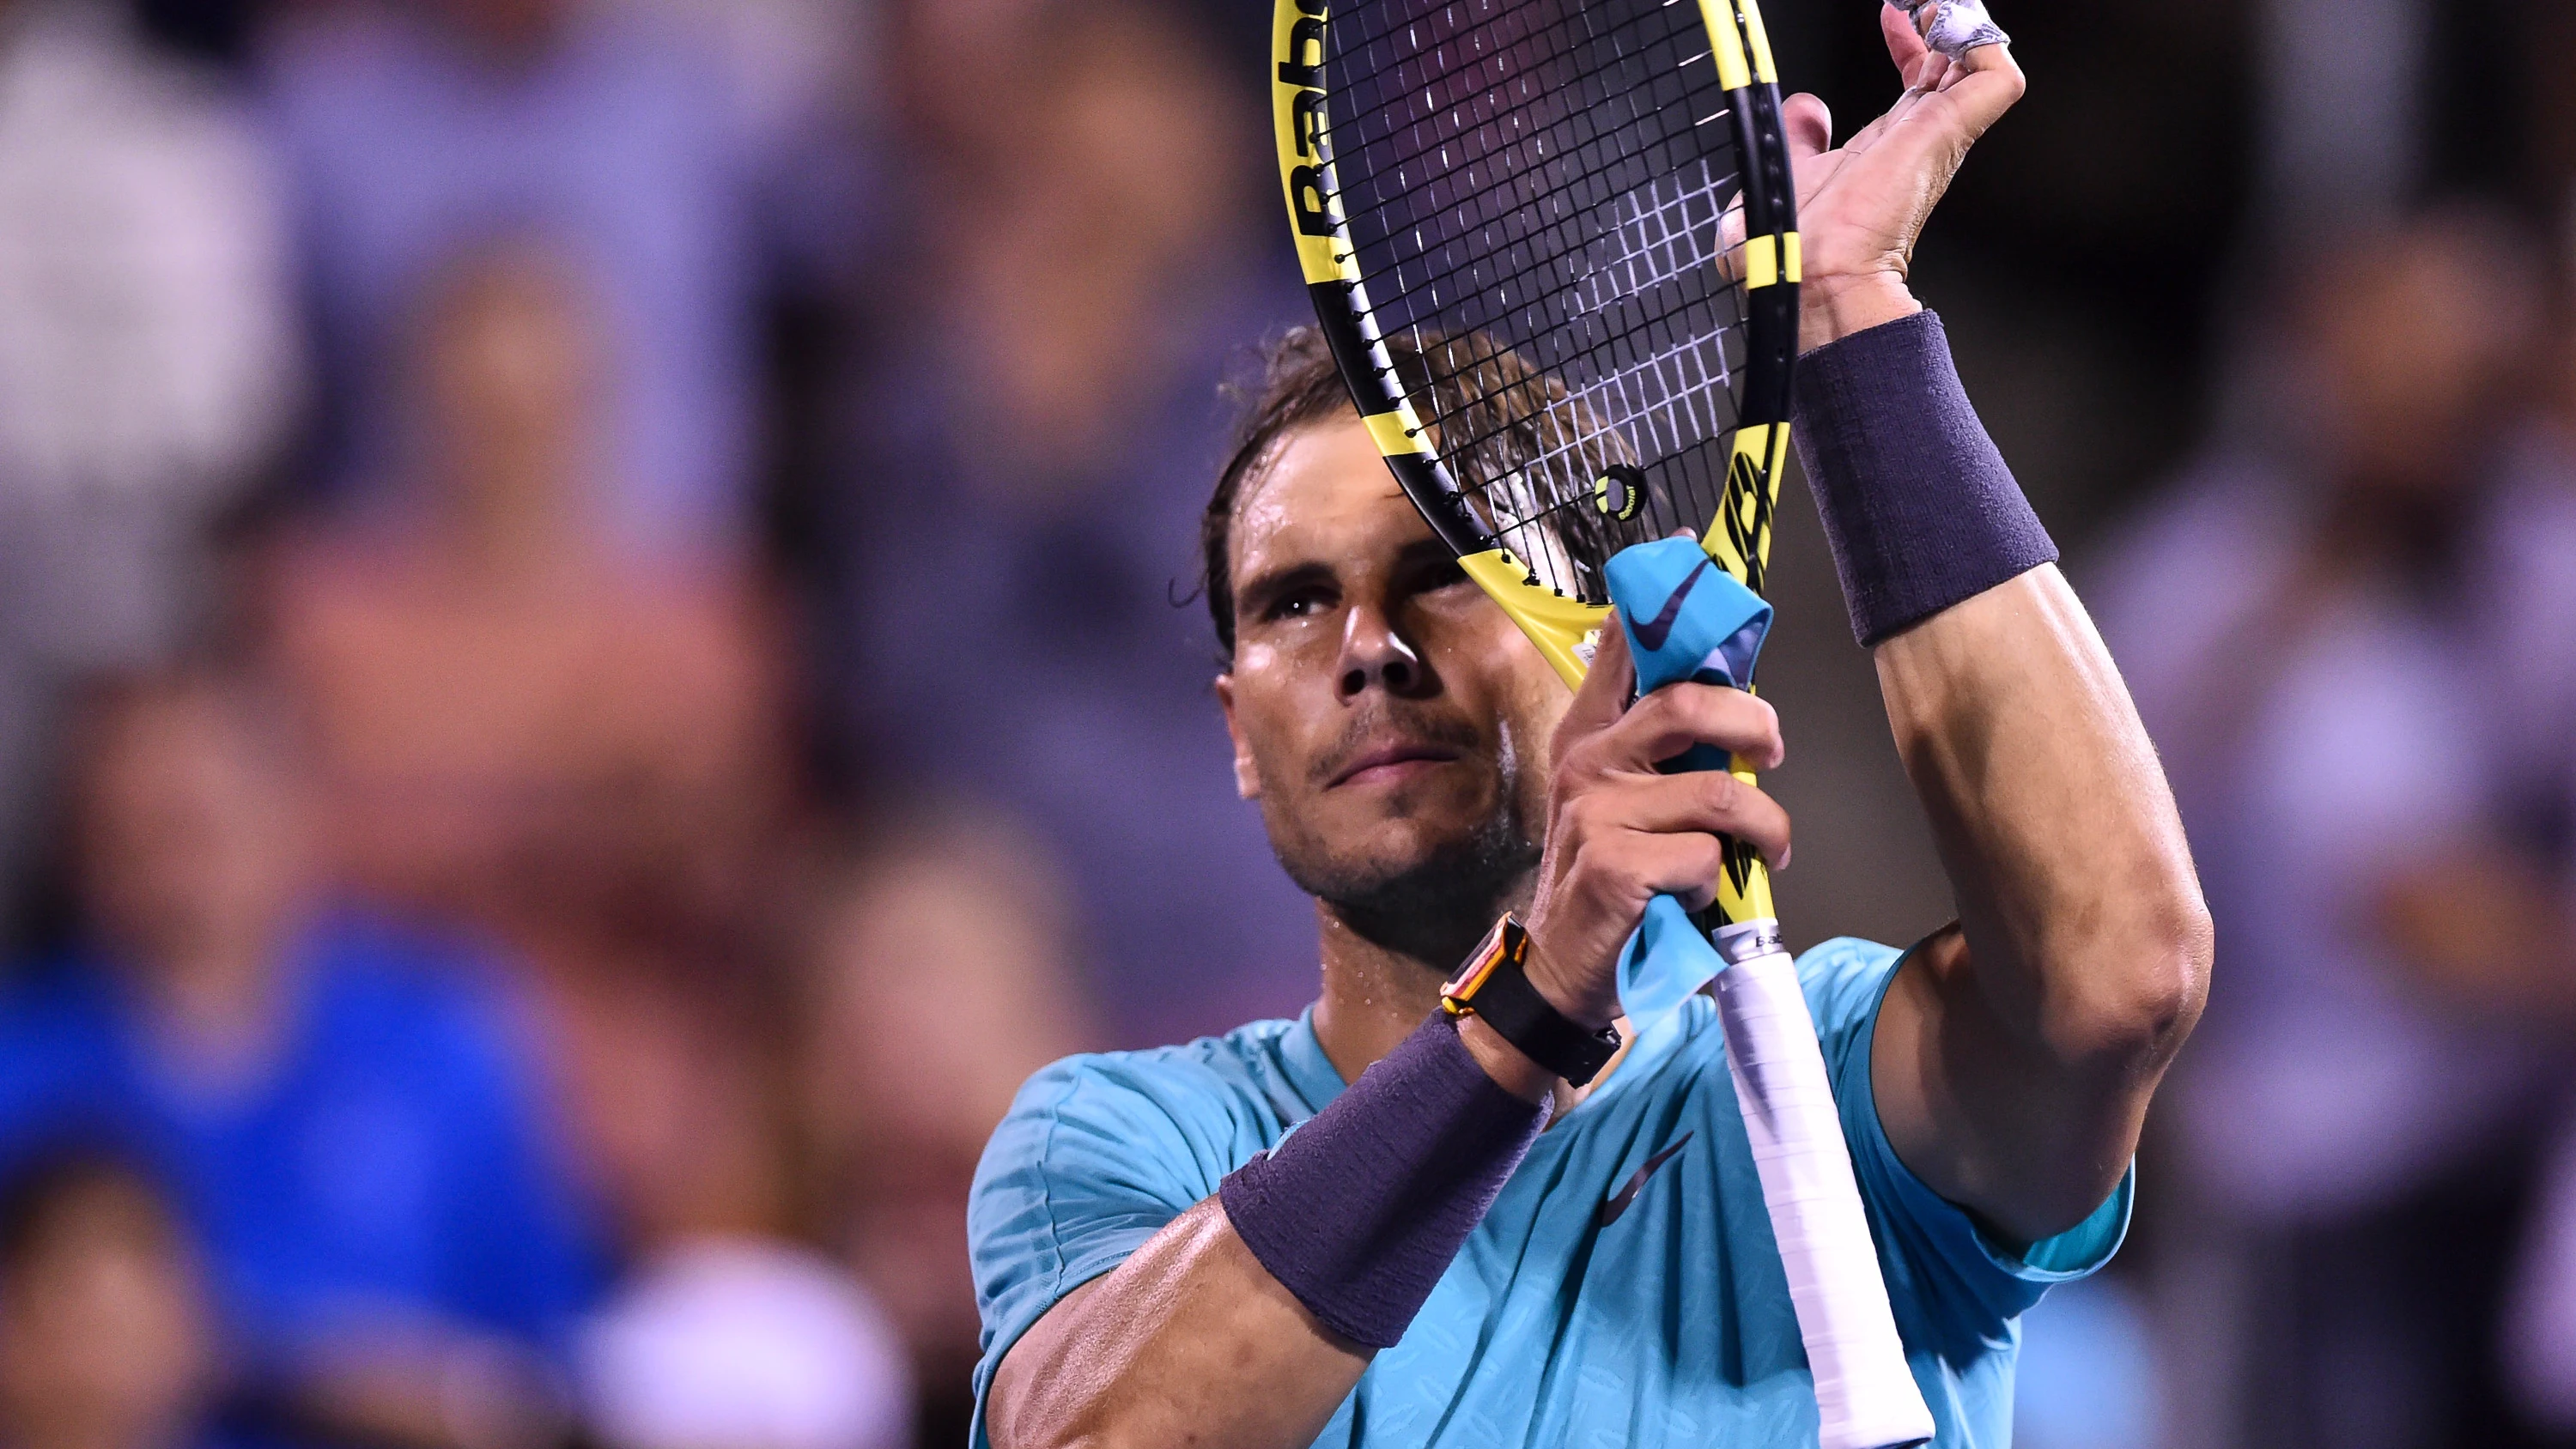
[
  {"x1": 1331, "y1": 12, "x2": 1729, "y2": 291},
  {"x1": 1318, "y1": 0, "x2": 1755, "y2": 601}
]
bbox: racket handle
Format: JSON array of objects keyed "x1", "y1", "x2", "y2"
[{"x1": 1711, "y1": 920, "x2": 1935, "y2": 1449}]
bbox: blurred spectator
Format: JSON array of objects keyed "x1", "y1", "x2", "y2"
[
  {"x1": 566, "y1": 930, "x2": 913, "y2": 1449},
  {"x1": 0, "y1": 0, "x2": 300, "y2": 945},
  {"x1": 819, "y1": 0, "x2": 1315, "y2": 1047},
  {"x1": 0, "y1": 1150, "x2": 219, "y2": 1449},
  {"x1": 2094, "y1": 209, "x2": 2576, "y2": 1449},
  {"x1": 260, "y1": 241, "x2": 787, "y2": 963},
  {"x1": 2494, "y1": 261, "x2": 2576, "y2": 1433},
  {"x1": 794, "y1": 807, "x2": 1093, "y2": 1446},
  {"x1": 2011, "y1": 1276, "x2": 2164, "y2": 1449},
  {"x1": 579, "y1": 1237, "x2": 909, "y2": 1449},
  {"x1": 0, "y1": 668, "x2": 605, "y2": 1449},
  {"x1": 258, "y1": 240, "x2": 795, "y2": 1256},
  {"x1": 252, "y1": 235, "x2": 914, "y2": 1449},
  {"x1": 258, "y1": 0, "x2": 847, "y2": 557}
]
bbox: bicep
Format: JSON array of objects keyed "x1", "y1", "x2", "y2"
[
  {"x1": 1870, "y1": 926, "x2": 2148, "y2": 1246},
  {"x1": 987, "y1": 1199, "x2": 1368, "y2": 1449}
]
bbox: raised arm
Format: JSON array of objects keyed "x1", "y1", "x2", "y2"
[
  {"x1": 1869, "y1": 572, "x2": 2210, "y2": 1242},
  {"x1": 1783, "y1": 8, "x2": 2212, "y2": 1243}
]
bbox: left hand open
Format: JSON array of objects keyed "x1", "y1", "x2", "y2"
[{"x1": 1778, "y1": 3, "x2": 2025, "y2": 352}]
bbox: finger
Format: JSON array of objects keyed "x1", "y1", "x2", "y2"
[
  {"x1": 1935, "y1": 40, "x2": 2026, "y2": 130},
  {"x1": 1575, "y1": 772, "x2": 1794, "y2": 873},
  {"x1": 1552, "y1": 609, "x2": 1635, "y2": 752},
  {"x1": 1879, "y1": 2, "x2": 1929, "y2": 76},
  {"x1": 1618, "y1": 832, "x2": 1735, "y2": 915},
  {"x1": 1580, "y1": 682, "x2": 1785, "y2": 775},
  {"x1": 1781, "y1": 93, "x2": 1832, "y2": 161}
]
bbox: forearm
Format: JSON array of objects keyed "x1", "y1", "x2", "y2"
[
  {"x1": 1791, "y1": 312, "x2": 2209, "y2": 1237},
  {"x1": 991, "y1": 1014, "x2": 1550, "y2": 1447},
  {"x1": 1876, "y1": 569, "x2": 2208, "y2": 1061},
  {"x1": 987, "y1": 1201, "x2": 1367, "y2": 1449},
  {"x1": 1869, "y1": 573, "x2": 2208, "y2": 1237},
  {"x1": 1791, "y1": 311, "x2": 2208, "y2": 1051}
]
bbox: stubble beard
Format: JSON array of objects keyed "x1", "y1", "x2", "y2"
[{"x1": 1266, "y1": 721, "x2": 1543, "y2": 973}]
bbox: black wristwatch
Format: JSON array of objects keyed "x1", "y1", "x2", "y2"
[{"x1": 1441, "y1": 913, "x2": 1623, "y2": 1087}]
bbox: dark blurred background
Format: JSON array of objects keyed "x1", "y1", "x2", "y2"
[{"x1": 0, "y1": 1, "x2": 2566, "y2": 1447}]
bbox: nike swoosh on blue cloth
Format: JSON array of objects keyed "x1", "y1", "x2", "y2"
[
  {"x1": 1599, "y1": 1132, "x2": 1695, "y2": 1226},
  {"x1": 1602, "y1": 538, "x2": 1774, "y2": 1030},
  {"x1": 1628, "y1": 559, "x2": 1710, "y2": 652}
]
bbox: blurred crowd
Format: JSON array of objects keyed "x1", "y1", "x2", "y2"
[
  {"x1": 0, "y1": 1, "x2": 2566, "y2": 1448},
  {"x1": 0, "y1": 0, "x2": 1315, "y2": 1446}
]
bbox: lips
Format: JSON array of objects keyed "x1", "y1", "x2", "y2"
[{"x1": 1327, "y1": 739, "x2": 1462, "y2": 789}]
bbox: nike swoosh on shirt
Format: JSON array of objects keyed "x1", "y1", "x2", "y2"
[
  {"x1": 1628, "y1": 561, "x2": 1711, "y2": 652},
  {"x1": 1598, "y1": 1133, "x2": 1694, "y2": 1227}
]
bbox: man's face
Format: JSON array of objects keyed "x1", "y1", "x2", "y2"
[
  {"x1": 1217, "y1": 415, "x2": 1571, "y2": 959},
  {"x1": 76, "y1": 694, "x2": 306, "y2": 973}
]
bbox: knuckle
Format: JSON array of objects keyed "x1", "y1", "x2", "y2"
[
  {"x1": 1681, "y1": 683, "x2": 1731, "y2": 731},
  {"x1": 1562, "y1": 791, "x2": 1608, "y2": 838},
  {"x1": 1554, "y1": 735, "x2": 1601, "y2": 779},
  {"x1": 1583, "y1": 840, "x2": 1643, "y2": 896},
  {"x1": 1623, "y1": 688, "x2": 1676, "y2": 740},
  {"x1": 1701, "y1": 771, "x2": 1741, "y2": 817},
  {"x1": 1694, "y1": 834, "x2": 1729, "y2": 879},
  {"x1": 1750, "y1": 694, "x2": 1783, "y2": 740}
]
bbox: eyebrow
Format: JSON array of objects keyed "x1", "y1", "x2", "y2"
[{"x1": 1390, "y1": 537, "x2": 1461, "y2": 578}]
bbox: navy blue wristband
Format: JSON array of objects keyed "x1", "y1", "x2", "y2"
[
  {"x1": 1218, "y1": 1013, "x2": 1546, "y2": 1349},
  {"x1": 1791, "y1": 309, "x2": 2057, "y2": 646}
]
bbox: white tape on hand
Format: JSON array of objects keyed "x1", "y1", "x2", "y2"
[{"x1": 1902, "y1": 0, "x2": 2008, "y2": 58}]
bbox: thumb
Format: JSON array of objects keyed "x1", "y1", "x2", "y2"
[{"x1": 1782, "y1": 93, "x2": 1832, "y2": 161}]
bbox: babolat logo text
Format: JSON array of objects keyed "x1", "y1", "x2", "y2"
[{"x1": 1278, "y1": 0, "x2": 1334, "y2": 238}]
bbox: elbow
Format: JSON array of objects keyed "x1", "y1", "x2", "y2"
[{"x1": 2049, "y1": 888, "x2": 2214, "y2": 1073}]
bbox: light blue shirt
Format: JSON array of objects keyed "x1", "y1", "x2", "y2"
[{"x1": 969, "y1": 937, "x2": 2130, "y2": 1448}]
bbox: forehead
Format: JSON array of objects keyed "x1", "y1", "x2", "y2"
[{"x1": 1231, "y1": 415, "x2": 1434, "y2": 582}]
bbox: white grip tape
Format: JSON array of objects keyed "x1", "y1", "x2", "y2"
[{"x1": 1713, "y1": 937, "x2": 1935, "y2": 1449}]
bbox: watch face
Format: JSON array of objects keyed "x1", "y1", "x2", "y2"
[{"x1": 1443, "y1": 915, "x2": 1519, "y2": 1003}]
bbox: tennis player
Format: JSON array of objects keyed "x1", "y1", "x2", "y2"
[{"x1": 970, "y1": 14, "x2": 2209, "y2": 1448}]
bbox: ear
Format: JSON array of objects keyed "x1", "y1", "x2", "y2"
[{"x1": 1214, "y1": 672, "x2": 1261, "y2": 800}]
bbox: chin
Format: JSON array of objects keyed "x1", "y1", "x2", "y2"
[{"x1": 1332, "y1": 778, "x2": 1496, "y2": 842}]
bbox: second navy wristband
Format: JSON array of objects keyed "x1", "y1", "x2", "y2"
[
  {"x1": 1790, "y1": 309, "x2": 2058, "y2": 647},
  {"x1": 1218, "y1": 1012, "x2": 1546, "y2": 1349}
]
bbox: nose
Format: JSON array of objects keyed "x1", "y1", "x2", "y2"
[{"x1": 1335, "y1": 603, "x2": 1432, "y2": 702}]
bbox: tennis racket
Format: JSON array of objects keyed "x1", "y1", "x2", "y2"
[{"x1": 1271, "y1": 2, "x2": 1932, "y2": 1445}]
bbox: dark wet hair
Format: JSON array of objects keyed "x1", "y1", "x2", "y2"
[
  {"x1": 0, "y1": 1141, "x2": 181, "y2": 1274},
  {"x1": 1201, "y1": 329, "x2": 1358, "y2": 664},
  {"x1": 1201, "y1": 328, "x2": 1639, "y2": 664}
]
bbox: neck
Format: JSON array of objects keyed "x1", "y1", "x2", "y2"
[
  {"x1": 127, "y1": 919, "x2": 299, "y2": 1093},
  {"x1": 448, "y1": 469, "x2": 582, "y2": 580},
  {"x1": 1309, "y1": 902, "x2": 1454, "y2": 1085},
  {"x1": 1309, "y1": 894, "x2": 1632, "y2": 1116}
]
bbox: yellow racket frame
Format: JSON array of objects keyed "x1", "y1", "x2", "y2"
[{"x1": 1270, "y1": 0, "x2": 1801, "y2": 927}]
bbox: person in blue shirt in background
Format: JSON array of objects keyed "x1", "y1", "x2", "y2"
[{"x1": 0, "y1": 667, "x2": 605, "y2": 1449}]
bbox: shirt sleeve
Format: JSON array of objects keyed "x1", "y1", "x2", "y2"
[
  {"x1": 966, "y1": 1053, "x2": 1247, "y2": 1447},
  {"x1": 1799, "y1": 937, "x2": 2133, "y2": 1351}
]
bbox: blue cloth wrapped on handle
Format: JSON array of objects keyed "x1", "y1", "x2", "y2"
[{"x1": 1601, "y1": 537, "x2": 1773, "y2": 1030}]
